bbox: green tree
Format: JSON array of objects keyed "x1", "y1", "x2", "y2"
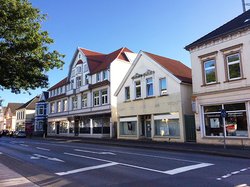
[{"x1": 0, "y1": 0, "x2": 64, "y2": 93}]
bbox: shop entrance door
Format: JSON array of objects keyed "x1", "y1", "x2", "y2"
[{"x1": 145, "y1": 120, "x2": 151, "y2": 138}]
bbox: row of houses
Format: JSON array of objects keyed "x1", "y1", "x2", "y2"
[{"x1": 0, "y1": 9, "x2": 250, "y2": 146}]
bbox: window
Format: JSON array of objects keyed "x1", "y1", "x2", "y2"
[
  {"x1": 50, "y1": 103, "x2": 55, "y2": 113},
  {"x1": 84, "y1": 64, "x2": 88, "y2": 72},
  {"x1": 146, "y1": 77, "x2": 153, "y2": 97},
  {"x1": 81, "y1": 93, "x2": 88, "y2": 108},
  {"x1": 36, "y1": 121, "x2": 43, "y2": 131},
  {"x1": 93, "y1": 91, "x2": 100, "y2": 106},
  {"x1": 76, "y1": 76, "x2": 82, "y2": 88},
  {"x1": 57, "y1": 101, "x2": 61, "y2": 112},
  {"x1": 204, "y1": 59, "x2": 216, "y2": 84},
  {"x1": 76, "y1": 66, "x2": 81, "y2": 74},
  {"x1": 85, "y1": 75, "x2": 89, "y2": 84},
  {"x1": 60, "y1": 87, "x2": 63, "y2": 94},
  {"x1": 120, "y1": 121, "x2": 137, "y2": 135},
  {"x1": 103, "y1": 70, "x2": 108, "y2": 80},
  {"x1": 159, "y1": 78, "x2": 167, "y2": 95},
  {"x1": 135, "y1": 80, "x2": 141, "y2": 99},
  {"x1": 59, "y1": 121, "x2": 68, "y2": 133},
  {"x1": 72, "y1": 96, "x2": 78, "y2": 110},
  {"x1": 63, "y1": 99, "x2": 67, "y2": 111},
  {"x1": 96, "y1": 73, "x2": 101, "y2": 82},
  {"x1": 101, "y1": 89, "x2": 108, "y2": 105},
  {"x1": 37, "y1": 105, "x2": 44, "y2": 115},
  {"x1": 125, "y1": 86, "x2": 130, "y2": 100},
  {"x1": 226, "y1": 53, "x2": 242, "y2": 80},
  {"x1": 71, "y1": 79, "x2": 74, "y2": 89},
  {"x1": 203, "y1": 103, "x2": 248, "y2": 137},
  {"x1": 155, "y1": 119, "x2": 180, "y2": 137}
]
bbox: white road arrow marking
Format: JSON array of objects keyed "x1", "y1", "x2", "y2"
[
  {"x1": 31, "y1": 154, "x2": 64, "y2": 162},
  {"x1": 20, "y1": 144, "x2": 29, "y2": 147},
  {"x1": 74, "y1": 149, "x2": 116, "y2": 155}
]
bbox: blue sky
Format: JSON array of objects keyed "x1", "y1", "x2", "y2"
[{"x1": 0, "y1": 0, "x2": 248, "y2": 106}]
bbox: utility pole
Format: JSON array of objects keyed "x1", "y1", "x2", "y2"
[{"x1": 242, "y1": 0, "x2": 246, "y2": 12}]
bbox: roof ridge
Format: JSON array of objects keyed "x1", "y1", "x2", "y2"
[{"x1": 79, "y1": 47, "x2": 104, "y2": 55}]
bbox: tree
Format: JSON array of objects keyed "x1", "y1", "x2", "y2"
[{"x1": 0, "y1": 0, "x2": 64, "y2": 93}]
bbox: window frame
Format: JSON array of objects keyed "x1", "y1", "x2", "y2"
[
  {"x1": 125, "y1": 86, "x2": 130, "y2": 100},
  {"x1": 76, "y1": 76, "x2": 82, "y2": 88},
  {"x1": 63, "y1": 99, "x2": 68, "y2": 112},
  {"x1": 81, "y1": 93, "x2": 88, "y2": 108},
  {"x1": 101, "y1": 89, "x2": 108, "y2": 105},
  {"x1": 103, "y1": 70, "x2": 108, "y2": 80},
  {"x1": 203, "y1": 58, "x2": 217, "y2": 84},
  {"x1": 225, "y1": 52, "x2": 242, "y2": 81},
  {"x1": 159, "y1": 78, "x2": 167, "y2": 95},
  {"x1": 146, "y1": 77, "x2": 154, "y2": 97},
  {"x1": 135, "y1": 80, "x2": 141, "y2": 99},
  {"x1": 93, "y1": 91, "x2": 100, "y2": 106},
  {"x1": 72, "y1": 96, "x2": 78, "y2": 110}
]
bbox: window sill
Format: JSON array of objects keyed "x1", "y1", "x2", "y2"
[
  {"x1": 144, "y1": 96, "x2": 156, "y2": 100},
  {"x1": 201, "y1": 82, "x2": 220, "y2": 87},
  {"x1": 223, "y1": 77, "x2": 246, "y2": 83},
  {"x1": 157, "y1": 94, "x2": 169, "y2": 97},
  {"x1": 133, "y1": 98, "x2": 143, "y2": 101},
  {"x1": 124, "y1": 100, "x2": 132, "y2": 103}
]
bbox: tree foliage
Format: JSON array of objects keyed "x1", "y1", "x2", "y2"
[{"x1": 0, "y1": 0, "x2": 64, "y2": 93}]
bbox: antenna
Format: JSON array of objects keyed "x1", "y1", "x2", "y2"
[{"x1": 242, "y1": 0, "x2": 246, "y2": 12}]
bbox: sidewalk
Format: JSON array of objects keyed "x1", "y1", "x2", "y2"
[
  {"x1": 0, "y1": 163, "x2": 38, "y2": 187},
  {"x1": 43, "y1": 136, "x2": 250, "y2": 159}
]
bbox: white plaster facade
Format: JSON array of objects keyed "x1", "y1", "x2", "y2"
[
  {"x1": 115, "y1": 51, "x2": 193, "y2": 142},
  {"x1": 186, "y1": 14, "x2": 250, "y2": 146}
]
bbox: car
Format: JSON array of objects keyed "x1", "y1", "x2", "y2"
[
  {"x1": 6, "y1": 131, "x2": 15, "y2": 137},
  {"x1": 1, "y1": 130, "x2": 9, "y2": 136},
  {"x1": 14, "y1": 131, "x2": 26, "y2": 138}
]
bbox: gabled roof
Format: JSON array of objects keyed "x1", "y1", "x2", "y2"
[
  {"x1": 79, "y1": 47, "x2": 133, "y2": 74},
  {"x1": 17, "y1": 96, "x2": 39, "y2": 110},
  {"x1": 4, "y1": 103, "x2": 24, "y2": 115},
  {"x1": 185, "y1": 9, "x2": 250, "y2": 50},
  {"x1": 144, "y1": 51, "x2": 192, "y2": 84},
  {"x1": 115, "y1": 51, "x2": 192, "y2": 96},
  {"x1": 48, "y1": 77, "x2": 67, "y2": 91}
]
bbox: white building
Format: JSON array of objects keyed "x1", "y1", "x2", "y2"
[
  {"x1": 115, "y1": 51, "x2": 193, "y2": 142},
  {"x1": 47, "y1": 47, "x2": 136, "y2": 138},
  {"x1": 185, "y1": 9, "x2": 250, "y2": 146}
]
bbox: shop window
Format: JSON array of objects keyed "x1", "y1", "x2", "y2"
[
  {"x1": 203, "y1": 103, "x2": 248, "y2": 137},
  {"x1": 59, "y1": 122, "x2": 68, "y2": 133},
  {"x1": 154, "y1": 119, "x2": 180, "y2": 137},
  {"x1": 120, "y1": 121, "x2": 137, "y2": 135},
  {"x1": 92, "y1": 118, "x2": 110, "y2": 134},
  {"x1": 48, "y1": 122, "x2": 56, "y2": 133},
  {"x1": 79, "y1": 119, "x2": 90, "y2": 134},
  {"x1": 36, "y1": 121, "x2": 43, "y2": 131}
]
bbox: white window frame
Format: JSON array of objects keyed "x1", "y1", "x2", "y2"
[
  {"x1": 204, "y1": 59, "x2": 216, "y2": 84},
  {"x1": 96, "y1": 72, "x2": 101, "y2": 82},
  {"x1": 76, "y1": 76, "x2": 82, "y2": 88},
  {"x1": 226, "y1": 53, "x2": 242, "y2": 80},
  {"x1": 103, "y1": 70, "x2": 108, "y2": 80},
  {"x1": 159, "y1": 78, "x2": 167, "y2": 95},
  {"x1": 135, "y1": 80, "x2": 141, "y2": 99},
  {"x1": 125, "y1": 86, "x2": 130, "y2": 100},
  {"x1": 72, "y1": 96, "x2": 78, "y2": 110},
  {"x1": 93, "y1": 91, "x2": 100, "y2": 106},
  {"x1": 101, "y1": 89, "x2": 108, "y2": 105},
  {"x1": 63, "y1": 99, "x2": 67, "y2": 112},
  {"x1": 82, "y1": 93, "x2": 88, "y2": 108},
  {"x1": 146, "y1": 77, "x2": 154, "y2": 97},
  {"x1": 57, "y1": 101, "x2": 61, "y2": 112},
  {"x1": 50, "y1": 102, "x2": 55, "y2": 113}
]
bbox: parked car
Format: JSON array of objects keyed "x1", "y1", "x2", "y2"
[
  {"x1": 7, "y1": 131, "x2": 15, "y2": 137},
  {"x1": 13, "y1": 131, "x2": 26, "y2": 138}
]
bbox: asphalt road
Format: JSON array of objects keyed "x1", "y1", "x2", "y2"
[{"x1": 0, "y1": 137, "x2": 249, "y2": 187}]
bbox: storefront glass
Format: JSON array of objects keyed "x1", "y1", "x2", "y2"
[
  {"x1": 93, "y1": 118, "x2": 110, "y2": 134},
  {"x1": 120, "y1": 121, "x2": 137, "y2": 135},
  {"x1": 59, "y1": 121, "x2": 68, "y2": 133},
  {"x1": 48, "y1": 122, "x2": 56, "y2": 133},
  {"x1": 203, "y1": 103, "x2": 248, "y2": 137},
  {"x1": 79, "y1": 118, "x2": 90, "y2": 134},
  {"x1": 154, "y1": 119, "x2": 180, "y2": 137}
]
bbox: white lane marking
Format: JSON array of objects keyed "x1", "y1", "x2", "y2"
[
  {"x1": 164, "y1": 163, "x2": 214, "y2": 175},
  {"x1": 74, "y1": 149, "x2": 116, "y2": 155},
  {"x1": 20, "y1": 144, "x2": 28, "y2": 147},
  {"x1": 216, "y1": 167, "x2": 250, "y2": 181},
  {"x1": 36, "y1": 147, "x2": 50, "y2": 151},
  {"x1": 31, "y1": 154, "x2": 64, "y2": 162},
  {"x1": 56, "y1": 162, "x2": 118, "y2": 176},
  {"x1": 63, "y1": 152, "x2": 213, "y2": 176}
]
